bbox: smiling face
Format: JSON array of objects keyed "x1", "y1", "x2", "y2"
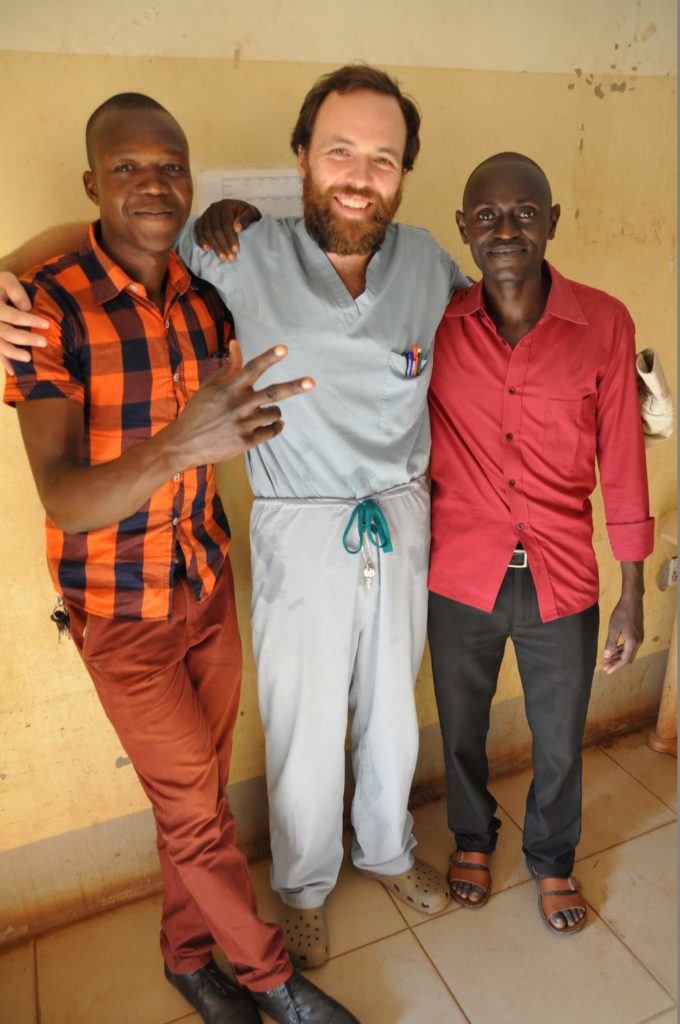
[
  {"x1": 456, "y1": 156, "x2": 560, "y2": 285},
  {"x1": 297, "y1": 89, "x2": 407, "y2": 255},
  {"x1": 83, "y1": 108, "x2": 193, "y2": 259}
]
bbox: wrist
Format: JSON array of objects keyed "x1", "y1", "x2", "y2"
[
  {"x1": 153, "y1": 420, "x2": 193, "y2": 478},
  {"x1": 620, "y1": 560, "x2": 645, "y2": 598}
]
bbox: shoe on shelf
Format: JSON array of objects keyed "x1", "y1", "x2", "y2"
[
  {"x1": 253, "y1": 968, "x2": 361, "y2": 1023},
  {"x1": 164, "y1": 958, "x2": 262, "y2": 1023}
]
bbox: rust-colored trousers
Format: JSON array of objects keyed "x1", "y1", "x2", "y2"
[{"x1": 67, "y1": 557, "x2": 291, "y2": 992}]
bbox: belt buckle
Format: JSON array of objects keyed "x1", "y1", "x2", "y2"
[{"x1": 509, "y1": 547, "x2": 528, "y2": 569}]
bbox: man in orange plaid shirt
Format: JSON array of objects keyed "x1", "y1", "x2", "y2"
[{"x1": 3, "y1": 93, "x2": 359, "y2": 1024}]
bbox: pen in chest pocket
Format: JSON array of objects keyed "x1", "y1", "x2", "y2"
[{"x1": 403, "y1": 344, "x2": 423, "y2": 378}]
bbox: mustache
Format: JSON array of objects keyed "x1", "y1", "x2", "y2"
[{"x1": 334, "y1": 186, "x2": 381, "y2": 202}]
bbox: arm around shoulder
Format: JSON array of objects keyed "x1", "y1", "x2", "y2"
[
  {"x1": 0, "y1": 224, "x2": 89, "y2": 372},
  {"x1": 0, "y1": 223, "x2": 89, "y2": 277}
]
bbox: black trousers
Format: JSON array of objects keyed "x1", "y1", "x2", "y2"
[{"x1": 428, "y1": 566, "x2": 599, "y2": 877}]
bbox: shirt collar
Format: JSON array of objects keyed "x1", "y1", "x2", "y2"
[
  {"x1": 81, "y1": 222, "x2": 192, "y2": 306},
  {"x1": 445, "y1": 261, "x2": 588, "y2": 326}
]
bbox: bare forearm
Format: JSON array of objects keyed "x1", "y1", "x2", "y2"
[
  {"x1": 1, "y1": 223, "x2": 89, "y2": 276},
  {"x1": 621, "y1": 560, "x2": 645, "y2": 597},
  {"x1": 18, "y1": 344, "x2": 312, "y2": 534}
]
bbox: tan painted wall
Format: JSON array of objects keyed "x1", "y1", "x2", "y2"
[
  {"x1": 2, "y1": 0, "x2": 676, "y2": 74},
  {"x1": 0, "y1": 9, "x2": 676, "y2": 936}
]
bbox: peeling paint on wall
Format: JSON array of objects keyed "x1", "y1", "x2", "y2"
[{"x1": 115, "y1": 757, "x2": 132, "y2": 769}]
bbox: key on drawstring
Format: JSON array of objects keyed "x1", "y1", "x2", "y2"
[{"x1": 362, "y1": 537, "x2": 375, "y2": 591}]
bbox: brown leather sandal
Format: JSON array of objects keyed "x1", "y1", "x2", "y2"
[
  {"x1": 448, "y1": 850, "x2": 492, "y2": 908},
  {"x1": 533, "y1": 873, "x2": 587, "y2": 935}
]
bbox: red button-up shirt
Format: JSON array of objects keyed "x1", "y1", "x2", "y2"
[{"x1": 428, "y1": 263, "x2": 654, "y2": 622}]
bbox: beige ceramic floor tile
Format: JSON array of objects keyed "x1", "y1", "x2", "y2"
[
  {"x1": 415, "y1": 880, "x2": 673, "y2": 1024},
  {"x1": 600, "y1": 731, "x2": 677, "y2": 812},
  {"x1": 641, "y1": 1007, "x2": 678, "y2": 1023},
  {"x1": 393, "y1": 797, "x2": 527, "y2": 925},
  {"x1": 492, "y1": 747, "x2": 675, "y2": 861},
  {"x1": 578, "y1": 822, "x2": 677, "y2": 997},
  {"x1": 292, "y1": 930, "x2": 466, "y2": 1024},
  {"x1": 0, "y1": 941, "x2": 36, "y2": 1024},
  {"x1": 36, "y1": 894, "x2": 191, "y2": 1024},
  {"x1": 249, "y1": 848, "x2": 407, "y2": 959}
]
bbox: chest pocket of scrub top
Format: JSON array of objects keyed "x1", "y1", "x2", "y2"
[
  {"x1": 378, "y1": 349, "x2": 431, "y2": 433},
  {"x1": 543, "y1": 394, "x2": 596, "y2": 471}
]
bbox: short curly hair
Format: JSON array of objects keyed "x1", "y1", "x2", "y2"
[{"x1": 290, "y1": 64, "x2": 421, "y2": 172}]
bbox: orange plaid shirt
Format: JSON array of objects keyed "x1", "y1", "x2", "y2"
[{"x1": 4, "y1": 223, "x2": 233, "y2": 620}]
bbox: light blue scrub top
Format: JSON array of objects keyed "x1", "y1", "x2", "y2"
[{"x1": 177, "y1": 216, "x2": 468, "y2": 499}]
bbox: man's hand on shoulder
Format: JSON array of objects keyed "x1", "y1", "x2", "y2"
[
  {"x1": 0, "y1": 272, "x2": 49, "y2": 375},
  {"x1": 602, "y1": 561, "x2": 645, "y2": 674},
  {"x1": 195, "y1": 200, "x2": 262, "y2": 261}
]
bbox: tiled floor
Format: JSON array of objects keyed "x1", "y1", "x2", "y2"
[{"x1": 1, "y1": 729, "x2": 676, "y2": 1024}]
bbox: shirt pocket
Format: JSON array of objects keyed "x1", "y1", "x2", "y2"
[
  {"x1": 543, "y1": 394, "x2": 596, "y2": 471},
  {"x1": 378, "y1": 350, "x2": 431, "y2": 433}
]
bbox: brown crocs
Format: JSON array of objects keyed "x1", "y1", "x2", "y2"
[
  {"x1": 365, "y1": 857, "x2": 450, "y2": 915},
  {"x1": 280, "y1": 904, "x2": 329, "y2": 968},
  {"x1": 448, "y1": 850, "x2": 492, "y2": 908},
  {"x1": 533, "y1": 873, "x2": 587, "y2": 936}
]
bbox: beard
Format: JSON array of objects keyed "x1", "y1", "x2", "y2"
[{"x1": 302, "y1": 171, "x2": 403, "y2": 256}]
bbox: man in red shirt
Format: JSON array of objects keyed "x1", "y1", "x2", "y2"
[
  {"x1": 3, "y1": 92, "x2": 359, "y2": 1023},
  {"x1": 428, "y1": 151, "x2": 653, "y2": 934}
]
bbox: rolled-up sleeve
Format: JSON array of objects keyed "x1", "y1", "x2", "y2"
[{"x1": 596, "y1": 306, "x2": 655, "y2": 561}]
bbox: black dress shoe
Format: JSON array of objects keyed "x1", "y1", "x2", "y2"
[
  {"x1": 164, "y1": 959, "x2": 262, "y2": 1023},
  {"x1": 252, "y1": 969, "x2": 361, "y2": 1023}
]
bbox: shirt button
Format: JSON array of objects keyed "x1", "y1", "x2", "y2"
[
  {"x1": 172, "y1": 516, "x2": 179, "y2": 526},
  {"x1": 509, "y1": 479, "x2": 516, "y2": 487},
  {"x1": 173, "y1": 372, "x2": 180, "y2": 383},
  {"x1": 506, "y1": 432, "x2": 514, "y2": 441},
  {"x1": 173, "y1": 473, "x2": 180, "y2": 482},
  {"x1": 128, "y1": 284, "x2": 137, "y2": 293},
  {"x1": 165, "y1": 319, "x2": 170, "y2": 329},
  {"x1": 508, "y1": 386, "x2": 516, "y2": 394},
  {"x1": 516, "y1": 522, "x2": 524, "y2": 531}
]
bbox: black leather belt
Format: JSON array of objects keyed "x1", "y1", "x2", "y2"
[{"x1": 509, "y1": 547, "x2": 528, "y2": 569}]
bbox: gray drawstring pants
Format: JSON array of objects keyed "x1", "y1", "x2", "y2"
[{"x1": 250, "y1": 477, "x2": 430, "y2": 908}]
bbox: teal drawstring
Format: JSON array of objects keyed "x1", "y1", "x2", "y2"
[{"x1": 342, "y1": 499, "x2": 393, "y2": 555}]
